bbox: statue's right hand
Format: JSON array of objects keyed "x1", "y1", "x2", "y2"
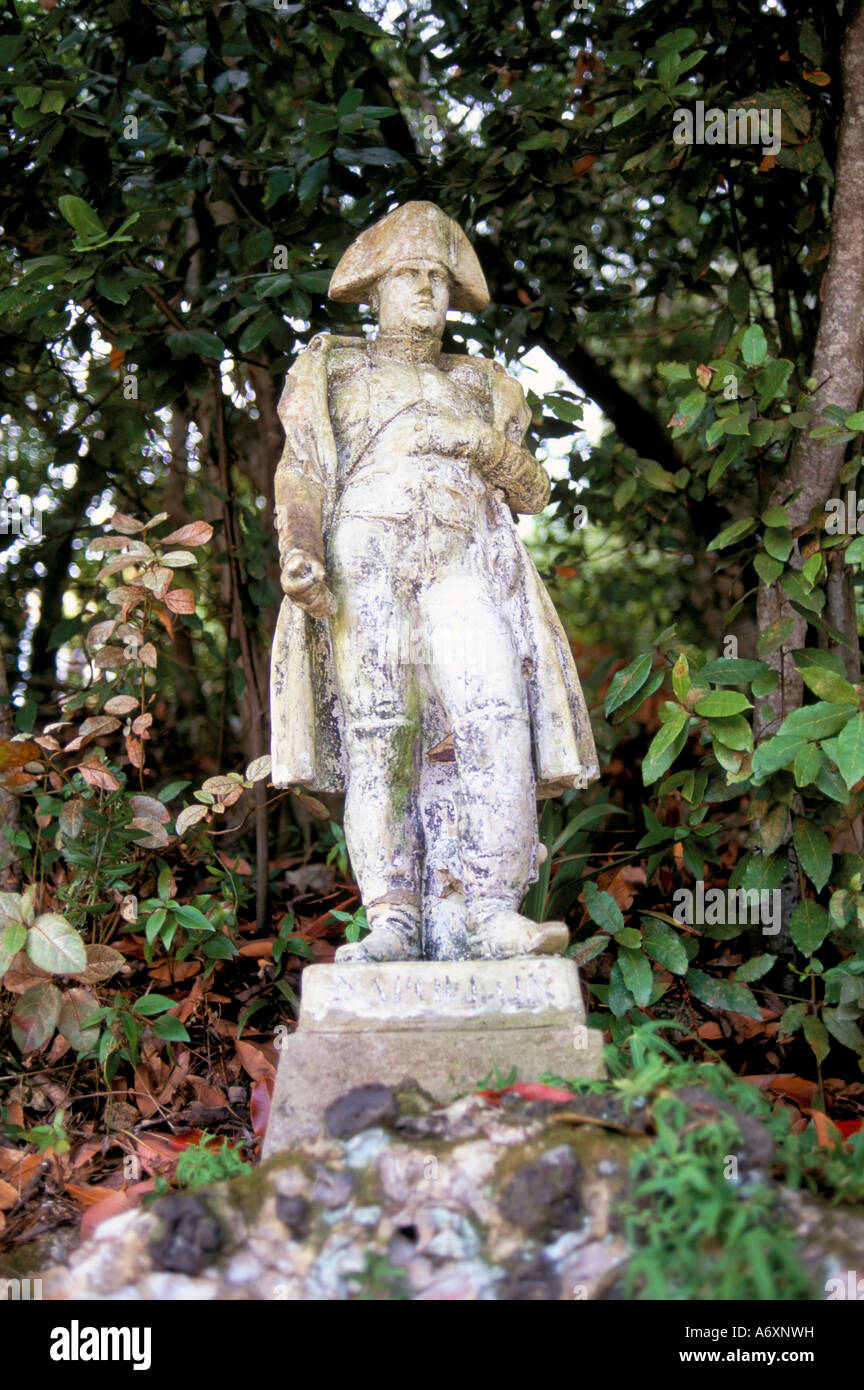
[{"x1": 280, "y1": 550, "x2": 336, "y2": 618}]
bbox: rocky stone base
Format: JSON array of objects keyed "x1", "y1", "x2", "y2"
[
  {"x1": 41, "y1": 1081, "x2": 864, "y2": 1302},
  {"x1": 264, "y1": 958, "x2": 605, "y2": 1153},
  {"x1": 45, "y1": 1085, "x2": 637, "y2": 1302}
]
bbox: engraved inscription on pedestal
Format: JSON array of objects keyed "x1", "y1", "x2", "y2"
[{"x1": 298, "y1": 958, "x2": 587, "y2": 1033}]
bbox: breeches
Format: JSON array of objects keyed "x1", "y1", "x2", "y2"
[{"x1": 326, "y1": 510, "x2": 537, "y2": 917}]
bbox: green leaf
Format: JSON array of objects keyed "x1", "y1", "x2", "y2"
[
  {"x1": 803, "y1": 1014, "x2": 830, "y2": 1065},
  {"x1": 789, "y1": 900, "x2": 830, "y2": 955},
  {"x1": 698, "y1": 658, "x2": 766, "y2": 685},
  {"x1": 835, "y1": 713, "x2": 864, "y2": 788},
  {"x1": 655, "y1": 27, "x2": 698, "y2": 51},
  {"x1": 778, "y1": 1002, "x2": 807, "y2": 1038},
  {"x1": 733, "y1": 953, "x2": 776, "y2": 983},
  {"x1": 583, "y1": 881, "x2": 624, "y2": 934},
  {"x1": 151, "y1": 1015, "x2": 191, "y2": 1042},
  {"x1": 763, "y1": 527, "x2": 794, "y2": 562},
  {"x1": 755, "y1": 550, "x2": 783, "y2": 583},
  {"x1": 694, "y1": 691, "x2": 751, "y2": 716},
  {"x1": 756, "y1": 617, "x2": 794, "y2": 657},
  {"x1": 709, "y1": 714, "x2": 753, "y2": 751},
  {"x1": 26, "y1": 913, "x2": 86, "y2": 974},
  {"x1": 569, "y1": 934, "x2": 609, "y2": 966},
  {"x1": 133, "y1": 994, "x2": 176, "y2": 1016},
  {"x1": 178, "y1": 44, "x2": 207, "y2": 71},
  {"x1": 0, "y1": 33, "x2": 25, "y2": 65},
  {"x1": 145, "y1": 908, "x2": 166, "y2": 947},
  {"x1": 792, "y1": 817, "x2": 832, "y2": 892},
  {"x1": 605, "y1": 653, "x2": 653, "y2": 716},
  {"x1": 760, "y1": 802, "x2": 788, "y2": 855},
  {"x1": 672, "y1": 652, "x2": 690, "y2": 703},
  {"x1": 823, "y1": 1008, "x2": 864, "y2": 1053},
  {"x1": 741, "y1": 324, "x2": 767, "y2": 366},
  {"x1": 816, "y1": 760, "x2": 851, "y2": 804},
  {"x1": 755, "y1": 359, "x2": 793, "y2": 411},
  {"x1": 157, "y1": 780, "x2": 191, "y2": 803},
  {"x1": 58, "y1": 195, "x2": 106, "y2": 243},
  {"x1": 238, "y1": 312, "x2": 278, "y2": 353},
  {"x1": 793, "y1": 649, "x2": 848, "y2": 676},
  {"x1": 642, "y1": 462, "x2": 678, "y2": 492},
  {"x1": 551, "y1": 802, "x2": 625, "y2": 856},
  {"x1": 610, "y1": 667, "x2": 665, "y2": 723},
  {"x1": 641, "y1": 918, "x2": 689, "y2": 975},
  {"x1": 707, "y1": 517, "x2": 756, "y2": 551},
  {"x1": 201, "y1": 935, "x2": 238, "y2": 960},
  {"x1": 171, "y1": 903, "x2": 215, "y2": 933},
  {"x1": 617, "y1": 946, "x2": 653, "y2": 1007},
  {"x1": 298, "y1": 157, "x2": 329, "y2": 202},
  {"x1": 777, "y1": 702, "x2": 853, "y2": 741},
  {"x1": 614, "y1": 927, "x2": 642, "y2": 948},
  {"x1": 166, "y1": 330, "x2": 224, "y2": 360},
  {"x1": 793, "y1": 743, "x2": 822, "y2": 787},
  {"x1": 685, "y1": 968, "x2": 763, "y2": 1021},
  {"x1": 642, "y1": 710, "x2": 688, "y2": 784},
  {"x1": 752, "y1": 667, "x2": 779, "y2": 698},
  {"x1": 780, "y1": 572, "x2": 824, "y2": 614},
  {"x1": 0, "y1": 919, "x2": 27, "y2": 977}
]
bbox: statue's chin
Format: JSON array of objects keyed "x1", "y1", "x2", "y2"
[{"x1": 381, "y1": 315, "x2": 440, "y2": 337}]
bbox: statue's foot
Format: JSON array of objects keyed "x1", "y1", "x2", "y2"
[
  {"x1": 334, "y1": 915, "x2": 422, "y2": 964},
  {"x1": 469, "y1": 910, "x2": 569, "y2": 960}
]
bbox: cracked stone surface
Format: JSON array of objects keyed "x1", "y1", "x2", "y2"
[{"x1": 44, "y1": 1086, "x2": 634, "y2": 1301}]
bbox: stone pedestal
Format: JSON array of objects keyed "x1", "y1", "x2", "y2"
[{"x1": 263, "y1": 957, "x2": 605, "y2": 1156}]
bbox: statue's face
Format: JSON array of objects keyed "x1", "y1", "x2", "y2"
[{"x1": 375, "y1": 259, "x2": 450, "y2": 336}]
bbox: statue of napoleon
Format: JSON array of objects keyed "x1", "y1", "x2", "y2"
[{"x1": 270, "y1": 202, "x2": 599, "y2": 964}]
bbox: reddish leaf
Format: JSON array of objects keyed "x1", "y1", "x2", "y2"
[
  {"x1": 164, "y1": 588, "x2": 195, "y2": 615},
  {"x1": 477, "y1": 1082, "x2": 575, "y2": 1105},
  {"x1": 11, "y1": 981, "x2": 62, "y2": 1052},
  {"x1": 234, "y1": 1039, "x2": 277, "y2": 1082},
  {"x1": 125, "y1": 736, "x2": 144, "y2": 769},
  {"x1": 64, "y1": 1180, "x2": 118, "y2": 1210},
  {"x1": 768, "y1": 1075, "x2": 818, "y2": 1108},
  {"x1": 80, "y1": 1180, "x2": 154, "y2": 1238},
  {"x1": 0, "y1": 1177, "x2": 20, "y2": 1211},
  {"x1": 160, "y1": 521, "x2": 214, "y2": 547},
  {"x1": 807, "y1": 1109, "x2": 843, "y2": 1148},
  {"x1": 77, "y1": 760, "x2": 121, "y2": 792},
  {"x1": 109, "y1": 512, "x2": 145, "y2": 535},
  {"x1": 250, "y1": 1075, "x2": 275, "y2": 1137}
]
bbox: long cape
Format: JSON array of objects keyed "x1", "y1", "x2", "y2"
[{"x1": 270, "y1": 335, "x2": 600, "y2": 797}]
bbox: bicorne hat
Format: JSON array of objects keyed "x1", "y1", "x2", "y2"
[{"x1": 328, "y1": 201, "x2": 489, "y2": 313}]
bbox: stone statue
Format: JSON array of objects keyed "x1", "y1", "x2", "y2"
[{"x1": 270, "y1": 202, "x2": 599, "y2": 965}]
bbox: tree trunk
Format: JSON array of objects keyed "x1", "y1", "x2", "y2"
[
  {"x1": 757, "y1": 0, "x2": 864, "y2": 728},
  {"x1": 0, "y1": 655, "x2": 19, "y2": 886}
]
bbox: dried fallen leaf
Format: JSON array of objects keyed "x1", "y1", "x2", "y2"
[
  {"x1": 234, "y1": 1039, "x2": 277, "y2": 1082},
  {"x1": 0, "y1": 1177, "x2": 20, "y2": 1211},
  {"x1": 80, "y1": 1180, "x2": 155, "y2": 1238},
  {"x1": 70, "y1": 943, "x2": 126, "y2": 984}
]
